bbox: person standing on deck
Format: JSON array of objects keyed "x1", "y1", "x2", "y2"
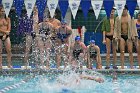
[
  {"x1": 0, "y1": 5, "x2": 12, "y2": 69},
  {"x1": 102, "y1": 7, "x2": 118, "y2": 69},
  {"x1": 114, "y1": 5, "x2": 138, "y2": 69}
]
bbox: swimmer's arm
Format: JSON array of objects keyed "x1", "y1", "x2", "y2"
[
  {"x1": 86, "y1": 46, "x2": 90, "y2": 61},
  {"x1": 80, "y1": 75, "x2": 104, "y2": 83},
  {"x1": 81, "y1": 42, "x2": 87, "y2": 55},
  {"x1": 6, "y1": 17, "x2": 11, "y2": 33},
  {"x1": 69, "y1": 44, "x2": 74, "y2": 62},
  {"x1": 96, "y1": 46, "x2": 101, "y2": 56}
]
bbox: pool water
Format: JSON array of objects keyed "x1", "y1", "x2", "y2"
[
  {"x1": 0, "y1": 74, "x2": 26, "y2": 90},
  {"x1": 0, "y1": 71, "x2": 140, "y2": 93}
]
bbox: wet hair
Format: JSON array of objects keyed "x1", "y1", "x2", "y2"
[{"x1": 124, "y1": 5, "x2": 128, "y2": 10}]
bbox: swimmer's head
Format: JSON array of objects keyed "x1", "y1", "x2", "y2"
[
  {"x1": 61, "y1": 20, "x2": 67, "y2": 28},
  {"x1": 75, "y1": 36, "x2": 81, "y2": 41},
  {"x1": 90, "y1": 40, "x2": 95, "y2": 44}
]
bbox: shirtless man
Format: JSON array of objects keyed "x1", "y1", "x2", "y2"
[
  {"x1": 114, "y1": 5, "x2": 138, "y2": 69},
  {"x1": 56, "y1": 20, "x2": 72, "y2": 69},
  {"x1": 70, "y1": 36, "x2": 87, "y2": 69},
  {"x1": 87, "y1": 40, "x2": 102, "y2": 69},
  {"x1": 102, "y1": 8, "x2": 118, "y2": 69},
  {"x1": 0, "y1": 6, "x2": 12, "y2": 69}
]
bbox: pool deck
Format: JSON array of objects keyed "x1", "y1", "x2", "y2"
[{"x1": 1, "y1": 66, "x2": 140, "y2": 75}]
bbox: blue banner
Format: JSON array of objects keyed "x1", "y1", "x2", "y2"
[
  {"x1": 126, "y1": 0, "x2": 137, "y2": 17},
  {"x1": 36, "y1": 0, "x2": 47, "y2": 22},
  {"x1": 59, "y1": 0, "x2": 69, "y2": 19},
  {"x1": 0, "y1": 0, "x2": 1, "y2": 4},
  {"x1": 13, "y1": 0, "x2": 24, "y2": 17},
  {"x1": 103, "y1": 0, "x2": 114, "y2": 18},
  {"x1": 80, "y1": 0, "x2": 91, "y2": 19}
]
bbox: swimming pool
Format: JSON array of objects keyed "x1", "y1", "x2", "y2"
[{"x1": 0, "y1": 70, "x2": 140, "y2": 93}]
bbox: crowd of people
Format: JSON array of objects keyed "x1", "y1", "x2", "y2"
[{"x1": 0, "y1": 4, "x2": 140, "y2": 70}]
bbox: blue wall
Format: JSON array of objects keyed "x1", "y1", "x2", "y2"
[{"x1": 84, "y1": 32, "x2": 106, "y2": 54}]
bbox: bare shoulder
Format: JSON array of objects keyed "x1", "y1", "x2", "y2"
[
  {"x1": 95, "y1": 45, "x2": 100, "y2": 50},
  {"x1": 6, "y1": 17, "x2": 10, "y2": 21},
  {"x1": 87, "y1": 45, "x2": 90, "y2": 49},
  {"x1": 55, "y1": 19, "x2": 60, "y2": 23}
]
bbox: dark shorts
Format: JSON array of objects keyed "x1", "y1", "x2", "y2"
[
  {"x1": 73, "y1": 49, "x2": 83, "y2": 59},
  {"x1": 0, "y1": 35, "x2": 9, "y2": 41},
  {"x1": 121, "y1": 35, "x2": 128, "y2": 41},
  {"x1": 105, "y1": 35, "x2": 113, "y2": 41},
  {"x1": 90, "y1": 54, "x2": 97, "y2": 59}
]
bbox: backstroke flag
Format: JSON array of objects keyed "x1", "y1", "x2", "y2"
[
  {"x1": 13, "y1": 0, "x2": 24, "y2": 17},
  {"x1": 59, "y1": 0, "x2": 69, "y2": 19},
  {"x1": 69, "y1": 0, "x2": 81, "y2": 19},
  {"x1": 91, "y1": 0, "x2": 103, "y2": 19},
  {"x1": 80, "y1": 0, "x2": 91, "y2": 19},
  {"x1": 24, "y1": 0, "x2": 36, "y2": 17},
  {"x1": 47, "y1": 0, "x2": 59, "y2": 18},
  {"x1": 114, "y1": 0, "x2": 126, "y2": 18},
  {"x1": 103, "y1": 0, "x2": 114, "y2": 18},
  {"x1": 126, "y1": 0, "x2": 137, "y2": 17},
  {"x1": 2, "y1": 0, "x2": 13, "y2": 17},
  {"x1": 36, "y1": 0, "x2": 47, "y2": 22}
]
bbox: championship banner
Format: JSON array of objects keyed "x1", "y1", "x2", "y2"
[
  {"x1": 47, "y1": 0, "x2": 59, "y2": 18},
  {"x1": 69, "y1": 0, "x2": 81, "y2": 19},
  {"x1": 103, "y1": 0, "x2": 114, "y2": 18},
  {"x1": 59, "y1": 0, "x2": 69, "y2": 18},
  {"x1": 80, "y1": 0, "x2": 91, "y2": 19},
  {"x1": 91, "y1": 0, "x2": 103, "y2": 19},
  {"x1": 126, "y1": 0, "x2": 137, "y2": 17},
  {"x1": 13, "y1": 0, "x2": 24, "y2": 17},
  {"x1": 36, "y1": 0, "x2": 47, "y2": 22},
  {"x1": 114, "y1": 0, "x2": 126, "y2": 18},
  {"x1": 24, "y1": 0, "x2": 36, "y2": 17},
  {"x1": 2, "y1": 0, "x2": 13, "y2": 17}
]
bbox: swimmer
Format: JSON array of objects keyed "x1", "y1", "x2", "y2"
[{"x1": 87, "y1": 40, "x2": 102, "y2": 69}]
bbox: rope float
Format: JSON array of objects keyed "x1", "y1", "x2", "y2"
[{"x1": 0, "y1": 75, "x2": 35, "y2": 93}]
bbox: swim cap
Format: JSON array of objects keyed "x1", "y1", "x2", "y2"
[
  {"x1": 61, "y1": 20, "x2": 67, "y2": 24},
  {"x1": 90, "y1": 40, "x2": 95, "y2": 44},
  {"x1": 75, "y1": 36, "x2": 81, "y2": 41}
]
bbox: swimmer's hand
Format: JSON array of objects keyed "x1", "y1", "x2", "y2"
[{"x1": 2, "y1": 34, "x2": 6, "y2": 40}]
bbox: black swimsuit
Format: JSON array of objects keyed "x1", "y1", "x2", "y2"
[
  {"x1": 39, "y1": 23, "x2": 51, "y2": 41},
  {"x1": 0, "y1": 35, "x2": 9, "y2": 41},
  {"x1": 121, "y1": 35, "x2": 128, "y2": 41},
  {"x1": 57, "y1": 28, "x2": 70, "y2": 43},
  {"x1": 73, "y1": 49, "x2": 83, "y2": 60},
  {"x1": 89, "y1": 46, "x2": 97, "y2": 58},
  {"x1": 105, "y1": 35, "x2": 113, "y2": 41}
]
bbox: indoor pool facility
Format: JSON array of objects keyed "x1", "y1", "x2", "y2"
[{"x1": 0, "y1": 0, "x2": 140, "y2": 93}]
